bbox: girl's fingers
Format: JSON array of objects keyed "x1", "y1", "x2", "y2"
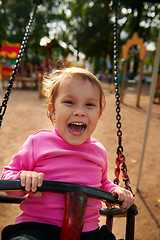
[
  {"x1": 20, "y1": 171, "x2": 32, "y2": 191},
  {"x1": 38, "y1": 173, "x2": 44, "y2": 187},
  {"x1": 31, "y1": 173, "x2": 38, "y2": 192},
  {"x1": 20, "y1": 171, "x2": 26, "y2": 187},
  {"x1": 121, "y1": 201, "x2": 128, "y2": 210},
  {"x1": 120, "y1": 192, "x2": 134, "y2": 210},
  {"x1": 112, "y1": 188, "x2": 134, "y2": 210},
  {"x1": 20, "y1": 171, "x2": 44, "y2": 193},
  {"x1": 25, "y1": 172, "x2": 32, "y2": 192}
]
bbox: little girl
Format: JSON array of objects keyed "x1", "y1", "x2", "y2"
[{"x1": 1, "y1": 67, "x2": 134, "y2": 240}]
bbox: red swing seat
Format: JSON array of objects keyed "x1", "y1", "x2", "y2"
[{"x1": 0, "y1": 180, "x2": 138, "y2": 240}]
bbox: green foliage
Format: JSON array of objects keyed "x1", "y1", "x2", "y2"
[
  {"x1": 0, "y1": 0, "x2": 160, "y2": 69},
  {"x1": 55, "y1": 0, "x2": 160, "y2": 71},
  {"x1": 0, "y1": 0, "x2": 33, "y2": 43},
  {"x1": 59, "y1": 0, "x2": 115, "y2": 72}
]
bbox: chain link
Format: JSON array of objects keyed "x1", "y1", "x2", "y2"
[
  {"x1": 113, "y1": 4, "x2": 123, "y2": 154},
  {"x1": 0, "y1": 3, "x2": 39, "y2": 127},
  {"x1": 112, "y1": 2, "x2": 133, "y2": 193},
  {"x1": 114, "y1": 152, "x2": 133, "y2": 193}
]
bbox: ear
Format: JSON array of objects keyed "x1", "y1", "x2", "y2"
[{"x1": 48, "y1": 103, "x2": 56, "y2": 122}]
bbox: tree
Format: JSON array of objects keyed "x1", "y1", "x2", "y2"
[
  {"x1": 59, "y1": 0, "x2": 115, "y2": 72},
  {"x1": 56, "y1": 0, "x2": 160, "y2": 72},
  {"x1": 1, "y1": 0, "x2": 160, "y2": 70},
  {"x1": 119, "y1": 0, "x2": 160, "y2": 42},
  {"x1": 0, "y1": 0, "x2": 8, "y2": 45}
]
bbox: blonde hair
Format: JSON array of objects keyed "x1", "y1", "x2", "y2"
[{"x1": 42, "y1": 67, "x2": 106, "y2": 117}]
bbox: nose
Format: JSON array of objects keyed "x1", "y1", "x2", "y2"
[{"x1": 73, "y1": 107, "x2": 86, "y2": 117}]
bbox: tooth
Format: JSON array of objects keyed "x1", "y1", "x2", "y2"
[{"x1": 71, "y1": 123, "x2": 84, "y2": 126}]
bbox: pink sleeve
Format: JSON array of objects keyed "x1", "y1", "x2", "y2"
[
  {"x1": 1, "y1": 135, "x2": 35, "y2": 197},
  {"x1": 100, "y1": 153, "x2": 119, "y2": 193}
]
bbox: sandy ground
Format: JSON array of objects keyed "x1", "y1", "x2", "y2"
[{"x1": 0, "y1": 82, "x2": 160, "y2": 240}]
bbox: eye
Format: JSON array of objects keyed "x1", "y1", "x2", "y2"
[
  {"x1": 64, "y1": 101, "x2": 74, "y2": 105},
  {"x1": 86, "y1": 103, "x2": 95, "y2": 107}
]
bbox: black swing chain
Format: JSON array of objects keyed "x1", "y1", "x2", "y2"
[
  {"x1": 0, "y1": 1, "x2": 41, "y2": 127},
  {"x1": 112, "y1": 2, "x2": 123, "y2": 154},
  {"x1": 112, "y1": 1, "x2": 133, "y2": 193}
]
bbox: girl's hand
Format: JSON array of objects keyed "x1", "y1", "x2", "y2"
[
  {"x1": 111, "y1": 187, "x2": 134, "y2": 211},
  {"x1": 20, "y1": 171, "x2": 44, "y2": 197}
]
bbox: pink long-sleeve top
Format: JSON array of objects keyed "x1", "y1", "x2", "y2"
[{"x1": 1, "y1": 128, "x2": 118, "y2": 232}]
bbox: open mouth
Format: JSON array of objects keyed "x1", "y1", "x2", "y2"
[{"x1": 68, "y1": 123, "x2": 87, "y2": 135}]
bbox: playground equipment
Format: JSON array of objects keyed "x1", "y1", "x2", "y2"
[
  {"x1": 154, "y1": 73, "x2": 160, "y2": 104},
  {"x1": 136, "y1": 29, "x2": 160, "y2": 191},
  {"x1": 0, "y1": 41, "x2": 20, "y2": 59},
  {"x1": 0, "y1": 41, "x2": 20, "y2": 88},
  {"x1": 0, "y1": 42, "x2": 40, "y2": 90},
  {"x1": 0, "y1": 1, "x2": 138, "y2": 240},
  {"x1": 41, "y1": 38, "x2": 69, "y2": 71},
  {"x1": 0, "y1": 0, "x2": 39, "y2": 127},
  {"x1": 0, "y1": 180, "x2": 138, "y2": 240},
  {"x1": 121, "y1": 32, "x2": 147, "y2": 107}
]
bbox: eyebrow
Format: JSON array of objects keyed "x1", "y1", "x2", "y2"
[{"x1": 62, "y1": 94, "x2": 99, "y2": 102}]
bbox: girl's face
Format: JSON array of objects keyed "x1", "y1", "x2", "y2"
[{"x1": 48, "y1": 77, "x2": 102, "y2": 145}]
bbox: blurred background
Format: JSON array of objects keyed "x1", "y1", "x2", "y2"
[
  {"x1": 0, "y1": 1, "x2": 160, "y2": 239},
  {"x1": 0, "y1": 0, "x2": 159, "y2": 85}
]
